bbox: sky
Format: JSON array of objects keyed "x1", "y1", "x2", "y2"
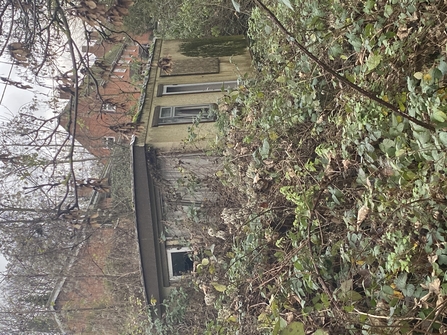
[
  {"x1": 0, "y1": 58, "x2": 69, "y2": 275},
  {"x1": 0, "y1": 22, "x2": 89, "y2": 275},
  {"x1": 0, "y1": 62, "x2": 69, "y2": 275},
  {"x1": 0, "y1": 60, "x2": 60, "y2": 120},
  {"x1": 0, "y1": 61, "x2": 33, "y2": 274}
]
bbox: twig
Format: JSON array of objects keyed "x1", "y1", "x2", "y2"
[
  {"x1": 352, "y1": 308, "x2": 422, "y2": 321},
  {"x1": 305, "y1": 182, "x2": 341, "y2": 313},
  {"x1": 55, "y1": 2, "x2": 81, "y2": 212}
]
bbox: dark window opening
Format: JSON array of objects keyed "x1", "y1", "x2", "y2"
[{"x1": 171, "y1": 252, "x2": 193, "y2": 276}]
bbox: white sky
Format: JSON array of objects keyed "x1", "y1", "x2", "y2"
[
  {"x1": 0, "y1": 17, "x2": 97, "y2": 282},
  {"x1": 0, "y1": 60, "x2": 60, "y2": 120},
  {"x1": 0, "y1": 57, "x2": 70, "y2": 276},
  {"x1": 0, "y1": 13, "x2": 93, "y2": 291},
  {"x1": 0, "y1": 61, "x2": 31, "y2": 274}
]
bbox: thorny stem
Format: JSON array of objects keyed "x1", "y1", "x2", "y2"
[{"x1": 305, "y1": 181, "x2": 343, "y2": 313}]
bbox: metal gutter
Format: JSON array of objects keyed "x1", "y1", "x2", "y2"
[
  {"x1": 131, "y1": 145, "x2": 163, "y2": 314},
  {"x1": 130, "y1": 36, "x2": 164, "y2": 313}
]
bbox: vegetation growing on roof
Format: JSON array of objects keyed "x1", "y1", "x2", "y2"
[{"x1": 179, "y1": 36, "x2": 248, "y2": 58}]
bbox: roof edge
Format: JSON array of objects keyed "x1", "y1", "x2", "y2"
[{"x1": 131, "y1": 145, "x2": 163, "y2": 313}]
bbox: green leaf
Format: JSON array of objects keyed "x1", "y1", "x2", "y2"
[
  {"x1": 340, "y1": 290, "x2": 363, "y2": 302},
  {"x1": 314, "y1": 303, "x2": 323, "y2": 311},
  {"x1": 402, "y1": 284, "x2": 415, "y2": 297},
  {"x1": 343, "y1": 305, "x2": 355, "y2": 312},
  {"x1": 279, "y1": 0, "x2": 294, "y2": 11},
  {"x1": 407, "y1": 3, "x2": 416, "y2": 12},
  {"x1": 280, "y1": 322, "x2": 305, "y2": 335},
  {"x1": 366, "y1": 53, "x2": 382, "y2": 72},
  {"x1": 273, "y1": 318, "x2": 281, "y2": 335},
  {"x1": 321, "y1": 293, "x2": 330, "y2": 308},
  {"x1": 413, "y1": 72, "x2": 423, "y2": 80},
  {"x1": 414, "y1": 130, "x2": 431, "y2": 145},
  {"x1": 364, "y1": 23, "x2": 374, "y2": 38},
  {"x1": 211, "y1": 282, "x2": 227, "y2": 292},
  {"x1": 276, "y1": 75, "x2": 286, "y2": 83},
  {"x1": 345, "y1": 73, "x2": 355, "y2": 83},
  {"x1": 384, "y1": 4, "x2": 393, "y2": 17},
  {"x1": 364, "y1": 0, "x2": 374, "y2": 11},
  {"x1": 259, "y1": 138, "x2": 270, "y2": 159},
  {"x1": 265, "y1": 25, "x2": 272, "y2": 35},
  {"x1": 382, "y1": 285, "x2": 394, "y2": 295},
  {"x1": 313, "y1": 330, "x2": 329, "y2": 335},
  {"x1": 432, "y1": 109, "x2": 447, "y2": 123},
  {"x1": 395, "y1": 272, "x2": 408, "y2": 291},
  {"x1": 402, "y1": 170, "x2": 416, "y2": 181},
  {"x1": 438, "y1": 254, "x2": 447, "y2": 265},
  {"x1": 231, "y1": 0, "x2": 240, "y2": 12},
  {"x1": 432, "y1": 68, "x2": 443, "y2": 80},
  {"x1": 272, "y1": 317, "x2": 287, "y2": 335},
  {"x1": 279, "y1": 317, "x2": 288, "y2": 330},
  {"x1": 329, "y1": 44, "x2": 343, "y2": 58},
  {"x1": 271, "y1": 298, "x2": 279, "y2": 315},
  {"x1": 379, "y1": 139, "x2": 395, "y2": 156},
  {"x1": 258, "y1": 312, "x2": 270, "y2": 323},
  {"x1": 438, "y1": 132, "x2": 447, "y2": 146},
  {"x1": 438, "y1": 59, "x2": 447, "y2": 75}
]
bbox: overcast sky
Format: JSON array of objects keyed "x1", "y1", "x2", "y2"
[
  {"x1": 0, "y1": 58, "x2": 61, "y2": 275},
  {"x1": 0, "y1": 18, "x2": 93, "y2": 279},
  {"x1": 0, "y1": 61, "x2": 27, "y2": 274},
  {"x1": 0, "y1": 16, "x2": 92, "y2": 290}
]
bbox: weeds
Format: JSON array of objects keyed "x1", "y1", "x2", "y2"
[
  {"x1": 129, "y1": 0, "x2": 447, "y2": 334},
  {"x1": 194, "y1": 0, "x2": 447, "y2": 334}
]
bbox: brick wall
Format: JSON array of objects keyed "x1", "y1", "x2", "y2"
[
  {"x1": 61, "y1": 32, "x2": 152, "y2": 159},
  {"x1": 55, "y1": 228, "x2": 116, "y2": 334}
]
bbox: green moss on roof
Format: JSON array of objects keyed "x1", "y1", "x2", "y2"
[{"x1": 179, "y1": 36, "x2": 247, "y2": 58}]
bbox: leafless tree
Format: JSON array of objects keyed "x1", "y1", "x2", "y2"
[
  {"x1": 0, "y1": 1, "x2": 148, "y2": 333},
  {"x1": 0, "y1": 0, "x2": 147, "y2": 211}
]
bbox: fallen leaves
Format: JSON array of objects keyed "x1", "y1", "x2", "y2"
[{"x1": 356, "y1": 204, "x2": 369, "y2": 226}]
